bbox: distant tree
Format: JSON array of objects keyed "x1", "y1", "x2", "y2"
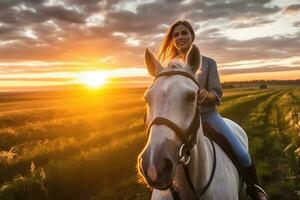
[{"x1": 222, "y1": 83, "x2": 234, "y2": 89}]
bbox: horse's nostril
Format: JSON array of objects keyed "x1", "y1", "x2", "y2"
[{"x1": 159, "y1": 158, "x2": 173, "y2": 175}]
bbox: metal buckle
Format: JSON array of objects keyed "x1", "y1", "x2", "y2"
[{"x1": 178, "y1": 144, "x2": 190, "y2": 165}]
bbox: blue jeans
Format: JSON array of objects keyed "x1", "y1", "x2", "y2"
[{"x1": 201, "y1": 110, "x2": 252, "y2": 167}]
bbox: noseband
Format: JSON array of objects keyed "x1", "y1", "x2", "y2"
[{"x1": 144, "y1": 70, "x2": 216, "y2": 200}]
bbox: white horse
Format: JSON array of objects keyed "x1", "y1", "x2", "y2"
[{"x1": 137, "y1": 45, "x2": 248, "y2": 200}]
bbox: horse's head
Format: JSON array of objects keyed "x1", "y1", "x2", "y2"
[{"x1": 137, "y1": 45, "x2": 201, "y2": 189}]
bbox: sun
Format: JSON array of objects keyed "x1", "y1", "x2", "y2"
[{"x1": 79, "y1": 71, "x2": 108, "y2": 88}]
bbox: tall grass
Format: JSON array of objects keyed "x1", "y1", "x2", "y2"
[{"x1": 0, "y1": 87, "x2": 299, "y2": 200}]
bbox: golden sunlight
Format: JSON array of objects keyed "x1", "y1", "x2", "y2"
[{"x1": 79, "y1": 71, "x2": 108, "y2": 88}]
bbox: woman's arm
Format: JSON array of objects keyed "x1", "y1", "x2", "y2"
[{"x1": 206, "y1": 58, "x2": 223, "y2": 105}]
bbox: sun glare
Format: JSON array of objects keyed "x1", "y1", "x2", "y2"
[{"x1": 80, "y1": 71, "x2": 108, "y2": 88}]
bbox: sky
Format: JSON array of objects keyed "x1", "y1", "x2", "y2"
[{"x1": 0, "y1": 0, "x2": 300, "y2": 91}]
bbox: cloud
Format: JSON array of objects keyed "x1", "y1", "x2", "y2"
[
  {"x1": 196, "y1": 33, "x2": 300, "y2": 65},
  {"x1": 0, "y1": 0, "x2": 299, "y2": 82},
  {"x1": 283, "y1": 4, "x2": 300, "y2": 14},
  {"x1": 40, "y1": 6, "x2": 86, "y2": 24},
  {"x1": 220, "y1": 65, "x2": 300, "y2": 75},
  {"x1": 294, "y1": 21, "x2": 300, "y2": 27},
  {"x1": 0, "y1": 77, "x2": 74, "y2": 82},
  {"x1": 185, "y1": 0, "x2": 279, "y2": 22},
  {"x1": 230, "y1": 17, "x2": 275, "y2": 28}
]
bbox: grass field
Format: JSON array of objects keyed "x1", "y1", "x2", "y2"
[{"x1": 0, "y1": 86, "x2": 299, "y2": 200}]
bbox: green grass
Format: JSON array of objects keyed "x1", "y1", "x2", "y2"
[{"x1": 0, "y1": 86, "x2": 299, "y2": 200}]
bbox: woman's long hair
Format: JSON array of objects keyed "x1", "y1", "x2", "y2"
[{"x1": 157, "y1": 20, "x2": 195, "y2": 64}]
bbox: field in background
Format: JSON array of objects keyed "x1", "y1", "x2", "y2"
[{"x1": 0, "y1": 86, "x2": 299, "y2": 200}]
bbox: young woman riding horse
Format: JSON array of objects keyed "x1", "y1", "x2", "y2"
[{"x1": 156, "y1": 19, "x2": 268, "y2": 200}]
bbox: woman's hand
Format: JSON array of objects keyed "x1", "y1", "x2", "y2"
[
  {"x1": 197, "y1": 89, "x2": 216, "y2": 104},
  {"x1": 198, "y1": 89, "x2": 209, "y2": 104}
]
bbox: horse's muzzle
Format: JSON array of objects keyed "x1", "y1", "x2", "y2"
[{"x1": 138, "y1": 153, "x2": 175, "y2": 190}]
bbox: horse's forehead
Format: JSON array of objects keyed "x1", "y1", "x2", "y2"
[
  {"x1": 153, "y1": 71, "x2": 196, "y2": 93},
  {"x1": 152, "y1": 76, "x2": 189, "y2": 95},
  {"x1": 167, "y1": 59, "x2": 186, "y2": 69}
]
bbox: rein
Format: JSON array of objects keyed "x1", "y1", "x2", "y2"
[{"x1": 144, "y1": 70, "x2": 217, "y2": 200}]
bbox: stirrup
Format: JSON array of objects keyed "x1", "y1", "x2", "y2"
[
  {"x1": 255, "y1": 185, "x2": 268, "y2": 198},
  {"x1": 247, "y1": 184, "x2": 268, "y2": 199}
]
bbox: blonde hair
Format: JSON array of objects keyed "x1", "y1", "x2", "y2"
[{"x1": 157, "y1": 20, "x2": 195, "y2": 64}]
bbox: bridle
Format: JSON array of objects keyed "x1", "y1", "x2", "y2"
[{"x1": 143, "y1": 70, "x2": 216, "y2": 200}]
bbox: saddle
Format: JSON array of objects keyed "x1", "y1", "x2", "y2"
[{"x1": 202, "y1": 122, "x2": 244, "y2": 177}]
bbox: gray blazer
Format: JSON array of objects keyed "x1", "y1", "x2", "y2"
[{"x1": 197, "y1": 55, "x2": 223, "y2": 114}]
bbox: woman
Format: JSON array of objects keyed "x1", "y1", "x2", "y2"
[{"x1": 157, "y1": 19, "x2": 268, "y2": 200}]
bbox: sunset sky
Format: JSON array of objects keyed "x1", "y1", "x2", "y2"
[{"x1": 0, "y1": 0, "x2": 300, "y2": 91}]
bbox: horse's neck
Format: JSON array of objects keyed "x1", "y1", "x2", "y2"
[{"x1": 174, "y1": 122, "x2": 211, "y2": 196}]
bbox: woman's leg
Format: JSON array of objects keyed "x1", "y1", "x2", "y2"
[
  {"x1": 201, "y1": 110, "x2": 252, "y2": 167},
  {"x1": 202, "y1": 110, "x2": 268, "y2": 200}
]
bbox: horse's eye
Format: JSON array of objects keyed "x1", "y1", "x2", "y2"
[
  {"x1": 186, "y1": 92, "x2": 196, "y2": 102},
  {"x1": 143, "y1": 94, "x2": 148, "y2": 103},
  {"x1": 144, "y1": 96, "x2": 149, "y2": 103},
  {"x1": 143, "y1": 89, "x2": 149, "y2": 102},
  {"x1": 143, "y1": 92, "x2": 150, "y2": 103}
]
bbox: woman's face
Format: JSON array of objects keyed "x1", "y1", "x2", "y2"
[{"x1": 172, "y1": 24, "x2": 193, "y2": 52}]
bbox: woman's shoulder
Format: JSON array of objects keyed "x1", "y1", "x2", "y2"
[{"x1": 202, "y1": 55, "x2": 217, "y2": 66}]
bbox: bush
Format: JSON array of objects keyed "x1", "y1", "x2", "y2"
[
  {"x1": 259, "y1": 84, "x2": 268, "y2": 89},
  {"x1": 0, "y1": 162, "x2": 47, "y2": 200}
]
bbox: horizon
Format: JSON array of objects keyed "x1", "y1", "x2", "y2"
[
  {"x1": 1, "y1": 0, "x2": 300, "y2": 91},
  {"x1": 0, "y1": 78, "x2": 299, "y2": 93}
]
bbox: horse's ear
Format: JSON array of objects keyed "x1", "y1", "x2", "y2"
[
  {"x1": 145, "y1": 48, "x2": 162, "y2": 77},
  {"x1": 186, "y1": 44, "x2": 201, "y2": 73}
]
